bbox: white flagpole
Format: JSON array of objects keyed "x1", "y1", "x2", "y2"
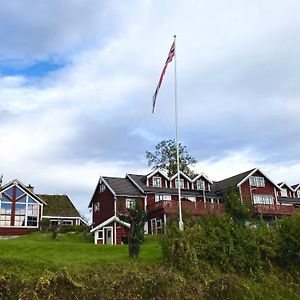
[{"x1": 174, "y1": 35, "x2": 184, "y2": 231}]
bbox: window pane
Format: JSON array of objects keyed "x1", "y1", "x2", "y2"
[
  {"x1": 27, "y1": 216, "x2": 38, "y2": 227},
  {"x1": 14, "y1": 215, "x2": 26, "y2": 226},
  {"x1": 0, "y1": 202, "x2": 12, "y2": 214},
  {"x1": 16, "y1": 187, "x2": 25, "y2": 198},
  {"x1": 15, "y1": 203, "x2": 26, "y2": 215},
  {"x1": 27, "y1": 196, "x2": 37, "y2": 204},
  {"x1": 27, "y1": 204, "x2": 38, "y2": 216},
  {"x1": 4, "y1": 187, "x2": 13, "y2": 198}
]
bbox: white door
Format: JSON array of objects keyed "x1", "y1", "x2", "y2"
[{"x1": 104, "y1": 227, "x2": 113, "y2": 245}]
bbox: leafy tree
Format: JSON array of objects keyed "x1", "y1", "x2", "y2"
[
  {"x1": 223, "y1": 188, "x2": 252, "y2": 221},
  {"x1": 119, "y1": 201, "x2": 147, "y2": 258},
  {"x1": 146, "y1": 139, "x2": 197, "y2": 177}
]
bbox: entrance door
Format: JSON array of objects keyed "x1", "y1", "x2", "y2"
[{"x1": 104, "y1": 227, "x2": 113, "y2": 244}]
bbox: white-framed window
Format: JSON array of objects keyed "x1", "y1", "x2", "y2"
[
  {"x1": 126, "y1": 198, "x2": 136, "y2": 209},
  {"x1": 98, "y1": 230, "x2": 103, "y2": 239},
  {"x1": 94, "y1": 202, "x2": 100, "y2": 212},
  {"x1": 155, "y1": 194, "x2": 172, "y2": 202},
  {"x1": 197, "y1": 180, "x2": 205, "y2": 190},
  {"x1": 297, "y1": 190, "x2": 300, "y2": 198},
  {"x1": 185, "y1": 196, "x2": 196, "y2": 202},
  {"x1": 253, "y1": 195, "x2": 274, "y2": 205},
  {"x1": 281, "y1": 188, "x2": 288, "y2": 197},
  {"x1": 153, "y1": 176, "x2": 162, "y2": 187},
  {"x1": 150, "y1": 218, "x2": 163, "y2": 234},
  {"x1": 175, "y1": 179, "x2": 184, "y2": 189},
  {"x1": 99, "y1": 184, "x2": 106, "y2": 193},
  {"x1": 62, "y1": 220, "x2": 73, "y2": 226},
  {"x1": 249, "y1": 176, "x2": 265, "y2": 187}
]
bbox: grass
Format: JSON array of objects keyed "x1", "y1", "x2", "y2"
[{"x1": 0, "y1": 232, "x2": 162, "y2": 279}]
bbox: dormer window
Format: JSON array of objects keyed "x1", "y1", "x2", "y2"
[
  {"x1": 197, "y1": 180, "x2": 205, "y2": 190},
  {"x1": 249, "y1": 176, "x2": 265, "y2": 187},
  {"x1": 99, "y1": 184, "x2": 106, "y2": 193},
  {"x1": 297, "y1": 190, "x2": 300, "y2": 198},
  {"x1": 281, "y1": 188, "x2": 288, "y2": 197},
  {"x1": 153, "y1": 176, "x2": 162, "y2": 187},
  {"x1": 175, "y1": 179, "x2": 184, "y2": 189}
]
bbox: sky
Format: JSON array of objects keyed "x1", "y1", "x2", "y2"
[{"x1": 0, "y1": 0, "x2": 300, "y2": 219}]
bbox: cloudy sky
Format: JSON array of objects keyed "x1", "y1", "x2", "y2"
[{"x1": 1, "y1": 0, "x2": 300, "y2": 218}]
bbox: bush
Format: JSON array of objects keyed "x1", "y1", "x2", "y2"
[
  {"x1": 275, "y1": 215, "x2": 300, "y2": 269},
  {"x1": 161, "y1": 215, "x2": 278, "y2": 275}
]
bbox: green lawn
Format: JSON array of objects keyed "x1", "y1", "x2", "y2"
[{"x1": 0, "y1": 232, "x2": 162, "y2": 278}]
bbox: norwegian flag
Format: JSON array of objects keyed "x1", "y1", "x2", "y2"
[{"x1": 152, "y1": 40, "x2": 175, "y2": 113}]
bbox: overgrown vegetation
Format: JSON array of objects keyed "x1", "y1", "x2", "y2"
[
  {"x1": 161, "y1": 214, "x2": 300, "y2": 299},
  {"x1": 0, "y1": 224, "x2": 300, "y2": 299}
]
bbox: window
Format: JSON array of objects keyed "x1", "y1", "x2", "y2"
[
  {"x1": 185, "y1": 196, "x2": 196, "y2": 202},
  {"x1": 126, "y1": 198, "x2": 136, "y2": 209},
  {"x1": 281, "y1": 189, "x2": 288, "y2": 197},
  {"x1": 197, "y1": 180, "x2": 205, "y2": 190},
  {"x1": 62, "y1": 220, "x2": 73, "y2": 226},
  {"x1": 94, "y1": 202, "x2": 100, "y2": 212},
  {"x1": 153, "y1": 176, "x2": 162, "y2": 187},
  {"x1": 98, "y1": 230, "x2": 103, "y2": 239},
  {"x1": 0, "y1": 199, "x2": 12, "y2": 227},
  {"x1": 253, "y1": 195, "x2": 273, "y2": 205},
  {"x1": 297, "y1": 190, "x2": 300, "y2": 198},
  {"x1": 27, "y1": 216, "x2": 38, "y2": 227},
  {"x1": 249, "y1": 176, "x2": 265, "y2": 187},
  {"x1": 99, "y1": 184, "x2": 106, "y2": 193},
  {"x1": 51, "y1": 220, "x2": 58, "y2": 226},
  {"x1": 155, "y1": 194, "x2": 171, "y2": 202},
  {"x1": 175, "y1": 179, "x2": 184, "y2": 189}
]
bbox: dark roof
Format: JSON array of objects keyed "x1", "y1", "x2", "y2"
[
  {"x1": 214, "y1": 169, "x2": 255, "y2": 192},
  {"x1": 291, "y1": 184, "x2": 300, "y2": 190},
  {"x1": 38, "y1": 194, "x2": 81, "y2": 217},
  {"x1": 102, "y1": 177, "x2": 142, "y2": 196},
  {"x1": 278, "y1": 183, "x2": 294, "y2": 191},
  {"x1": 127, "y1": 174, "x2": 214, "y2": 197}
]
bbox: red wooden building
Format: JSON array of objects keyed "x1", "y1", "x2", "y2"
[{"x1": 89, "y1": 168, "x2": 299, "y2": 245}]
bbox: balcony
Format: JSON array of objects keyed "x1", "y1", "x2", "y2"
[
  {"x1": 147, "y1": 201, "x2": 225, "y2": 216},
  {"x1": 254, "y1": 204, "x2": 294, "y2": 216}
]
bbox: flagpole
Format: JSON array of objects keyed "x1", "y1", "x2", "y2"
[{"x1": 174, "y1": 35, "x2": 184, "y2": 231}]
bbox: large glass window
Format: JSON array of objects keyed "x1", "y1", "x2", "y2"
[
  {"x1": 281, "y1": 189, "x2": 288, "y2": 197},
  {"x1": 0, "y1": 188, "x2": 40, "y2": 228},
  {"x1": 175, "y1": 179, "x2": 184, "y2": 189}
]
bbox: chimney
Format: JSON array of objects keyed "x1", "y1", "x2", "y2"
[{"x1": 27, "y1": 184, "x2": 34, "y2": 192}]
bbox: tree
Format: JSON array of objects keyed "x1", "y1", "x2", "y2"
[
  {"x1": 146, "y1": 139, "x2": 197, "y2": 177},
  {"x1": 119, "y1": 201, "x2": 147, "y2": 258}
]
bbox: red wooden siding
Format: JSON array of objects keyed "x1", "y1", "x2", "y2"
[
  {"x1": 0, "y1": 228, "x2": 30, "y2": 236},
  {"x1": 91, "y1": 183, "x2": 115, "y2": 227},
  {"x1": 116, "y1": 196, "x2": 145, "y2": 214}
]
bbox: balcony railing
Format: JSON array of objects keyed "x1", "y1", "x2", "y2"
[
  {"x1": 254, "y1": 204, "x2": 294, "y2": 216},
  {"x1": 147, "y1": 201, "x2": 225, "y2": 215}
]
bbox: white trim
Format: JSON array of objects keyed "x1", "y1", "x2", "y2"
[
  {"x1": 101, "y1": 177, "x2": 117, "y2": 196},
  {"x1": 90, "y1": 215, "x2": 130, "y2": 233},
  {"x1": 192, "y1": 173, "x2": 213, "y2": 185},
  {"x1": 146, "y1": 169, "x2": 169, "y2": 180},
  {"x1": 170, "y1": 171, "x2": 192, "y2": 182},
  {"x1": 0, "y1": 180, "x2": 46, "y2": 205},
  {"x1": 42, "y1": 216, "x2": 88, "y2": 225},
  {"x1": 126, "y1": 174, "x2": 145, "y2": 193},
  {"x1": 237, "y1": 168, "x2": 281, "y2": 190},
  {"x1": 278, "y1": 182, "x2": 294, "y2": 192},
  {"x1": 292, "y1": 184, "x2": 300, "y2": 192},
  {"x1": 114, "y1": 222, "x2": 116, "y2": 245}
]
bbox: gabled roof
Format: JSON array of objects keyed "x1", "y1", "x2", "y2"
[
  {"x1": 291, "y1": 184, "x2": 300, "y2": 191},
  {"x1": 214, "y1": 169, "x2": 255, "y2": 191},
  {"x1": 0, "y1": 179, "x2": 46, "y2": 205},
  {"x1": 215, "y1": 168, "x2": 282, "y2": 192},
  {"x1": 126, "y1": 173, "x2": 206, "y2": 196},
  {"x1": 90, "y1": 215, "x2": 130, "y2": 232},
  {"x1": 146, "y1": 169, "x2": 169, "y2": 180},
  {"x1": 102, "y1": 177, "x2": 143, "y2": 197},
  {"x1": 170, "y1": 171, "x2": 192, "y2": 182},
  {"x1": 278, "y1": 182, "x2": 294, "y2": 192},
  {"x1": 38, "y1": 194, "x2": 81, "y2": 217},
  {"x1": 191, "y1": 173, "x2": 213, "y2": 185}
]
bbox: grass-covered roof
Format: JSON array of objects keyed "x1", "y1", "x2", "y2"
[{"x1": 38, "y1": 194, "x2": 81, "y2": 217}]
